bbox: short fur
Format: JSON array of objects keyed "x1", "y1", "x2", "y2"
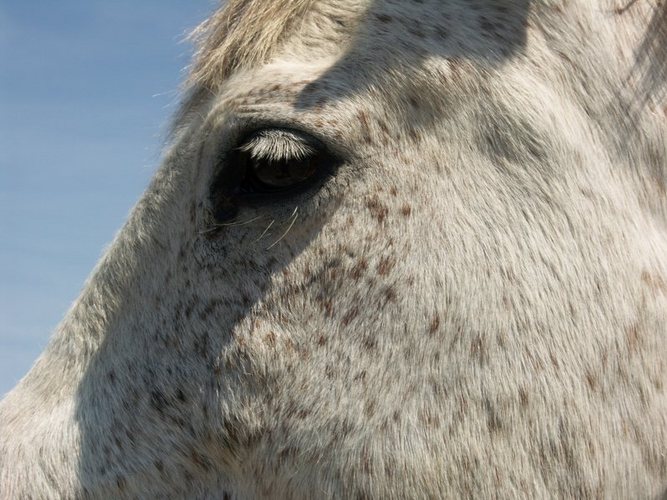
[{"x1": 1, "y1": 0, "x2": 666, "y2": 498}]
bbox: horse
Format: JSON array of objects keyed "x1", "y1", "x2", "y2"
[{"x1": 1, "y1": 0, "x2": 666, "y2": 497}]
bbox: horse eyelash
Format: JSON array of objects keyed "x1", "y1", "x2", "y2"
[{"x1": 237, "y1": 129, "x2": 319, "y2": 162}]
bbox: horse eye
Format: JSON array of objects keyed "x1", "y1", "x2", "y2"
[
  {"x1": 241, "y1": 150, "x2": 318, "y2": 192},
  {"x1": 210, "y1": 128, "x2": 333, "y2": 221},
  {"x1": 237, "y1": 129, "x2": 323, "y2": 194}
]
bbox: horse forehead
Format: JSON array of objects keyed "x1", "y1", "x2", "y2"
[
  {"x1": 296, "y1": 0, "x2": 530, "y2": 46},
  {"x1": 359, "y1": 0, "x2": 529, "y2": 38},
  {"x1": 230, "y1": 1, "x2": 530, "y2": 86},
  {"x1": 283, "y1": 2, "x2": 531, "y2": 109}
]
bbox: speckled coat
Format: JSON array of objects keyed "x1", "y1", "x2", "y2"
[{"x1": 1, "y1": 0, "x2": 666, "y2": 498}]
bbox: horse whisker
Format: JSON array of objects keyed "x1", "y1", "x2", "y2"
[
  {"x1": 253, "y1": 219, "x2": 275, "y2": 244},
  {"x1": 199, "y1": 215, "x2": 264, "y2": 235},
  {"x1": 267, "y1": 207, "x2": 299, "y2": 250},
  {"x1": 215, "y1": 215, "x2": 263, "y2": 227}
]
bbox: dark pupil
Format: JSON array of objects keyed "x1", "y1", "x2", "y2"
[{"x1": 248, "y1": 156, "x2": 317, "y2": 190}]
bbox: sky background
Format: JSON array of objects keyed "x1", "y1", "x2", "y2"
[{"x1": 0, "y1": 1, "x2": 215, "y2": 396}]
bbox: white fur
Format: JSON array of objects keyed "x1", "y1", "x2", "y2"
[{"x1": 1, "y1": 1, "x2": 666, "y2": 498}]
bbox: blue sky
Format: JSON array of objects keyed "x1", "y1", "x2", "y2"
[{"x1": 0, "y1": 1, "x2": 215, "y2": 395}]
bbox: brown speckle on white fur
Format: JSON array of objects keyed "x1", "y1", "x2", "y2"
[{"x1": 1, "y1": 0, "x2": 667, "y2": 498}]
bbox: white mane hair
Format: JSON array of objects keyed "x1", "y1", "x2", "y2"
[{"x1": 1, "y1": 0, "x2": 666, "y2": 498}]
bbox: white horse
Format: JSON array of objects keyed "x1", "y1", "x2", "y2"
[{"x1": 1, "y1": 0, "x2": 666, "y2": 497}]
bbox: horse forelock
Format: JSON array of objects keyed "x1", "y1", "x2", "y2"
[
  {"x1": 183, "y1": 0, "x2": 667, "y2": 103},
  {"x1": 186, "y1": 0, "x2": 320, "y2": 90}
]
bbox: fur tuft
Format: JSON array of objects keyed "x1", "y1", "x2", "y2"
[{"x1": 187, "y1": 0, "x2": 320, "y2": 90}]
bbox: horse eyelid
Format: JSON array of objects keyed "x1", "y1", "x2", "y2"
[{"x1": 234, "y1": 128, "x2": 323, "y2": 163}]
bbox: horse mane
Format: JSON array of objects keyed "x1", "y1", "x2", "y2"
[{"x1": 186, "y1": 0, "x2": 319, "y2": 91}]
